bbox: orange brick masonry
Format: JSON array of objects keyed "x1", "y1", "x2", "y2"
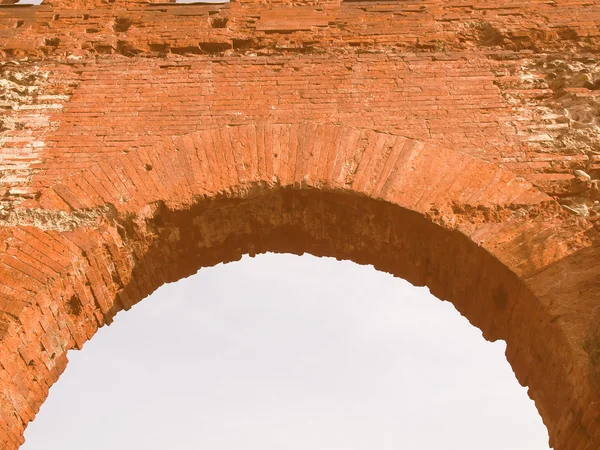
[{"x1": 0, "y1": 0, "x2": 600, "y2": 448}]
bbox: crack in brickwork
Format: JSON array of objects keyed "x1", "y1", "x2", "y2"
[{"x1": 0, "y1": 204, "x2": 117, "y2": 231}]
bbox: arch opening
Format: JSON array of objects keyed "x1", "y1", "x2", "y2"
[{"x1": 22, "y1": 253, "x2": 551, "y2": 450}]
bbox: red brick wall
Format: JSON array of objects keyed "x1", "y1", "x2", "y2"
[{"x1": 0, "y1": 1, "x2": 599, "y2": 448}]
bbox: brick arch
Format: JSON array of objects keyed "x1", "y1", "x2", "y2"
[{"x1": 0, "y1": 123, "x2": 598, "y2": 449}]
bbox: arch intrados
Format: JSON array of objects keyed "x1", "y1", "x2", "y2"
[{"x1": 103, "y1": 187, "x2": 561, "y2": 442}]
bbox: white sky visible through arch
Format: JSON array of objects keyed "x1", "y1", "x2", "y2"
[{"x1": 22, "y1": 254, "x2": 551, "y2": 450}]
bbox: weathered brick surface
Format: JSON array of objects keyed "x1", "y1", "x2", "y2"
[{"x1": 0, "y1": 0, "x2": 599, "y2": 448}]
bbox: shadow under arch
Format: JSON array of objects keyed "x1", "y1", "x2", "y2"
[{"x1": 1, "y1": 124, "x2": 597, "y2": 450}]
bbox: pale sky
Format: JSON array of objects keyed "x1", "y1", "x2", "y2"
[{"x1": 22, "y1": 253, "x2": 551, "y2": 450}]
